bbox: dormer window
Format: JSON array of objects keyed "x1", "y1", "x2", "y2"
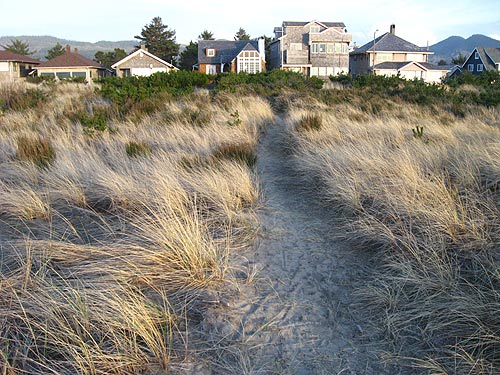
[
  {"x1": 310, "y1": 25, "x2": 320, "y2": 33},
  {"x1": 206, "y1": 48, "x2": 215, "y2": 57}
]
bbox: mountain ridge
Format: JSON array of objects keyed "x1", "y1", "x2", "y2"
[
  {"x1": 0, "y1": 35, "x2": 137, "y2": 60},
  {"x1": 428, "y1": 34, "x2": 500, "y2": 63}
]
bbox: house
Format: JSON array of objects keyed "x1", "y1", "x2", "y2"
[
  {"x1": 0, "y1": 50, "x2": 40, "y2": 81},
  {"x1": 461, "y1": 47, "x2": 500, "y2": 75},
  {"x1": 373, "y1": 61, "x2": 451, "y2": 83},
  {"x1": 197, "y1": 39, "x2": 266, "y2": 74},
  {"x1": 36, "y1": 45, "x2": 107, "y2": 82},
  {"x1": 269, "y1": 21, "x2": 353, "y2": 78},
  {"x1": 111, "y1": 46, "x2": 178, "y2": 77},
  {"x1": 350, "y1": 25, "x2": 449, "y2": 83}
]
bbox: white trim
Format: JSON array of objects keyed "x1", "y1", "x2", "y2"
[{"x1": 111, "y1": 49, "x2": 178, "y2": 70}]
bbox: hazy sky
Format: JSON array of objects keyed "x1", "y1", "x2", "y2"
[{"x1": 2, "y1": 0, "x2": 499, "y2": 47}]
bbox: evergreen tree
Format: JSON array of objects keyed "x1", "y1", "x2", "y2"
[
  {"x1": 94, "y1": 48, "x2": 128, "y2": 69},
  {"x1": 234, "y1": 27, "x2": 250, "y2": 41},
  {"x1": 1, "y1": 39, "x2": 35, "y2": 55},
  {"x1": 135, "y1": 17, "x2": 179, "y2": 63},
  {"x1": 452, "y1": 53, "x2": 467, "y2": 66},
  {"x1": 179, "y1": 41, "x2": 198, "y2": 71},
  {"x1": 198, "y1": 30, "x2": 215, "y2": 41},
  {"x1": 45, "y1": 43, "x2": 66, "y2": 60}
]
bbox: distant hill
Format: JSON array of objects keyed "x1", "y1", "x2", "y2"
[
  {"x1": 0, "y1": 35, "x2": 137, "y2": 60},
  {"x1": 428, "y1": 34, "x2": 500, "y2": 64}
]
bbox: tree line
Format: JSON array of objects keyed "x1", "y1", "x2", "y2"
[{"x1": 1, "y1": 17, "x2": 255, "y2": 70}]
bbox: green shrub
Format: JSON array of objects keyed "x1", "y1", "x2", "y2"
[
  {"x1": 227, "y1": 110, "x2": 242, "y2": 127},
  {"x1": 125, "y1": 141, "x2": 152, "y2": 158},
  {"x1": 17, "y1": 135, "x2": 56, "y2": 168},
  {"x1": 296, "y1": 114, "x2": 322, "y2": 132}
]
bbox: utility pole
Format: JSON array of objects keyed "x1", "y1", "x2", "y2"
[{"x1": 372, "y1": 29, "x2": 378, "y2": 75}]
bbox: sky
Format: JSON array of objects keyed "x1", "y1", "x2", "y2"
[{"x1": 1, "y1": 0, "x2": 499, "y2": 47}]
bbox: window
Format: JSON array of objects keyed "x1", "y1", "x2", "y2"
[
  {"x1": 310, "y1": 25, "x2": 320, "y2": 33},
  {"x1": 290, "y1": 43, "x2": 302, "y2": 51},
  {"x1": 475, "y1": 52, "x2": 479, "y2": 59},
  {"x1": 468, "y1": 64, "x2": 474, "y2": 71},
  {"x1": 311, "y1": 43, "x2": 327, "y2": 53},
  {"x1": 237, "y1": 50, "x2": 261, "y2": 74},
  {"x1": 56, "y1": 72, "x2": 71, "y2": 79},
  {"x1": 72, "y1": 72, "x2": 86, "y2": 77},
  {"x1": 206, "y1": 48, "x2": 215, "y2": 57},
  {"x1": 206, "y1": 65, "x2": 217, "y2": 74},
  {"x1": 477, "y1": 64, "x2": 483, "y2": 72}
]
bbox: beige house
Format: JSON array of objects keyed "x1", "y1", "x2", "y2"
[
  {"x1": 349, "y1": 25, "x2": 448, "y2": 83},
  {"x1": 269, "y1": 21, "x2": 352, "y2": 77},
  {"x1": 36, "y1": 45, "x2": 107, "y2": 82},
  {"x1": 112, "y1": 46, "x2": 178, "y2": 77},
  {"x1": 0, "y1": 50, "x2": 40, "y2": 81}
]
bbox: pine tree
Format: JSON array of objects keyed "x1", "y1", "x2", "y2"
[
  {"x1": 234, "y1": 27, "x2": 250, "y2": 41},
  {"x1": 2, "y1": 39, "x2": 35, "y2": 56},
  {"x1": 45, "y1": 43, "x2": 66, "y2": 60},
  {"x1": 94, "y1": 48, "x2": 128, "y2": 69},
  {"x1": 179, "y1": 41, "x2": 198, "y2": 71},
  {"x1": 135, "y1": 17, "x2": 179, "y2": 63},
  {"x1": 198, "y1": 30, "x2": 215, "y2": 41}
]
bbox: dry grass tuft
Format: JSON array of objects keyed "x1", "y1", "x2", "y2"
[
  {"x1": 289, "y1": 100, "x2": 500, "y2": 374},
  {"x1": 0, "y1": 81, "x2": 273, "y2": 373},
  {"x1": 16, "y1": 135, "x2": 56, "y2": 168}
]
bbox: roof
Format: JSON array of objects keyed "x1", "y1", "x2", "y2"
[
  {"x1": 374, "y1": 61, "x2": 415, "y2": 70},
  {"x1": 198, "y1": 40, "x2": 260, "y2": 65},
  {"x1": 351, "y1": 32, "x2": 431, "y2": 54},
  {"x1": 0, "y1": 50, "x2": 40, "y2": 64},
  {"x1": 473, "y1": 47, "x2": 500, "y2": 70},
  {"x1": 111, "y1": 48, "x2": 177, "y2": 70},
  {"x1": 282, "y1": 21, "x2": 346, "y2": 28},
  {"x1": 37, "y1": 50, "x2": 104, "y2": 69},
  {"x1": 374, "y1": 61, "x2": 451, "y2": 71}
]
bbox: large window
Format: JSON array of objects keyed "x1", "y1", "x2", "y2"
[
  {"x1": 311, "y1": 43, "x2": 348, "y2": 54},
  {"x1": 237, "y1": 51, "x2": 261, "y2": 74}
]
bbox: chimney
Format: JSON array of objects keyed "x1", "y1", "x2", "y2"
[
  {"x1": 258, "y1": 38, "x2": 266, "y2": 62},
  {"x1": 390, "y1": 24, "x2": 396, "y2": 35},
  {"x1": 74, "y1": 47, "x2": 78, "y2": 54},
  {"x1": 140, "y1": 45, "x2": 148, "y2": 51},
  {"x1": 66, "y1": 44, "x2": 71, "y2": 53}
]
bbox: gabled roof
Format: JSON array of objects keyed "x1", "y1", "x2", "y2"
[
  {"x1": 38, "y1": 50, "x2": 104, "y2": 69},
  {"x1": 470, "y1": 47, "x2": 500, "y2": 70},
  {"x1": 111, "y1": 48, "x2": 177, "y2": 70},
  {"x1": 0, "y1": 50, "x2": 40, "y2": 64},
  {"x1": 282, "y1": 21, "x2": 346, "y2": 28},
  {"x1": 351, "y1": 32, "x2": 431, "y2": 54},
  {"x1": 198, "y1": 40, "x2": 260, "y2": 65}
]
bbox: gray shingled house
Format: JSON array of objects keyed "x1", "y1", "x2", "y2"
[
  {"x1": 349, "y1": 25, "x2": 449, "y2": 83},
  {"x1": 197, "y1": 39, "x2": 266, "y2": 74},
  {"x1": 461, "y1": 47, "x2": 500, "y2": 75},
  {"x1": 269, "y1": 20, "x2": 352, "y2": 78}
]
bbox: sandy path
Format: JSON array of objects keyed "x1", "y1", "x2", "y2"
[{"x1": 196, "y1": 117, "x2": 395, "y2": 375}]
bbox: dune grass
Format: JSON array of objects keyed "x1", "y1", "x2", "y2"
[
  {"x1": 0, "y1": 82, "x2": 273, "y2": 373},
  {"x1": 288, "y1": 97, "x2": 500, "y2": 374}
]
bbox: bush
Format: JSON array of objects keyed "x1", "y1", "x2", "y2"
[{"x1": 16, "y1": 135, "x2": 56, "y2": 168}]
